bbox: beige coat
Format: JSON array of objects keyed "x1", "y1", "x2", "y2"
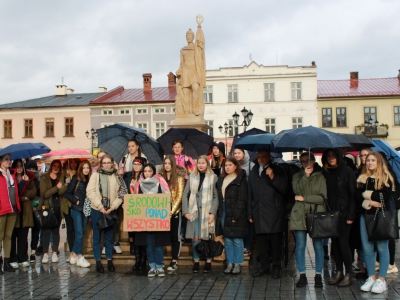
[{"x1": 86, "y1": 172, "x2": 122, "y2": 211}]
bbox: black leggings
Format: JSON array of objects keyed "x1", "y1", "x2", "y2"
[
  {"x1": 170, "y1": 213, "x2": 182, "y2": 260},
  {"x1": 331, "y1": 221, "x2": 353, "y2": 273},
  {"x1": 10, "y1": 227, "x2": 30, "y2": 263},
  {"x1": 42, "y1": 221, "x2": 61, "y2": 253},
  {"x1": 64, "y1": 212, "x2": 75, "y2": 252}
]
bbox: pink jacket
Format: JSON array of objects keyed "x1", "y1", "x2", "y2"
[{"x1": 174, "y1": 154, "x2": 195, "y2": 180}]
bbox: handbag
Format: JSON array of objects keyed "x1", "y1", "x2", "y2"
[
  {"x1": 364, "y1": 193, "x2": 399, "y2": 241},
  {"x1": 213, "y1": 235, "x2": 226, "y2": 261},
  {"x1": 306, "y1": 194, "x2": 340, "y2": 239},
  {"x1": 33, "y1": 207, "x2": 59, "y2": 229},
  {"x1": 195, "y1": 232, "x2": 224, "y2": 258},
  {"x1": 96, "y1": 211, "x2": 118, "y2": 230},
  {"x1": 83, "y1": 196, "x2": 91, "y2": 217}
]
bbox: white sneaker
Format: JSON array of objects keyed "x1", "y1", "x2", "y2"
[
  {"x1": 10, "y1": 262, "x2": 19, "y2": 269},
  {"x1": 102, "y1": 247, "x2": 105, "y2": 255},
  {"x1": 42, "y1": 253, "x2": 49, "y2": 264},
  {"x1": 113, "y1": 243, "x2": 122, "y2": 254},
  {"x1": 375, "y1": 261, "x2": 380, "y2": 271},
  {"x1": 69, "y1": 255, "x2": 78, "y2": 265},
  {"x1": 51, "y1": 253, "x2": 59, "y2": 263},
  {"x1": 388, "y1": 264, "x2": 398, "y2": 274},
  {"x1": 20, "y1": 261, "x2": 30, "y2": 267},
  {"x1": 371, "y1": 279, "x2": 388, "y2": 294},
  {"x1": 77, "y1": 256, "x2": 91, "y2": 268},
  {"x1": 360, "y1": 277, "x2": 376, "y2": 292}
]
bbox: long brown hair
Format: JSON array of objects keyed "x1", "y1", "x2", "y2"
[
  {"x1": 128, "y1": 139, "x2": 142, "y2": 157},
  {"x1": 76, "y1": 160, "x2": 92, "y2": 182},
  {"x1": 211, "y1": 146, "x2": 224, "y2": 168},
  {"x1": 359, "y1": 151, "x2": 394, "y2": 190},
  {"x1": 47, "y1": 160, "x2": 62, "y2": 181},
  {"x1": 221, "y1": 156, "x2": 242, "y2": 177},
  {"x1": 160, "y1": 155, "x2": 178, "y2": 191}
]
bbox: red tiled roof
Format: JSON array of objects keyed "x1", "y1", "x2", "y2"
[
  {"x1": 318, "y1": 77, "x2": 400, "y2": 98},
  {"x1": 90, "y1": 86, "x2": 176, "y2": 105}
]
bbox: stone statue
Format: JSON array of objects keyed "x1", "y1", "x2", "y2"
[{"x1": 176, "y1": 15, "x2": 206, "y2": 117}]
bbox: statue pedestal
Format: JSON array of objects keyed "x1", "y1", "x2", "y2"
[{"x1": 170, "y1": 115, "x2": 211, "y2": 133}]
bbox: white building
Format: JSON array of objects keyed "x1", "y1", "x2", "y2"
[{"x1": 204, "y1": 61, "x2": 318, "y2": 158}]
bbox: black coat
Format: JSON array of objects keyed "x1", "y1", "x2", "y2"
[
  {"x1": 322, "y1": 148, "x2": 357, "y2": 221},
  {"x1": 248, "y1": 162, "x2": 288, "y2": 234},
  {"x1": 216, "y1": 170, "x2": 248, "y2": 238},
  {"x1": 64, "y1": 175, "x2": 88, "y2": 212}
]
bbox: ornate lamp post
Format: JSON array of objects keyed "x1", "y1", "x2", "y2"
[
  {"x1": 218, "y1": 122, "x2": 232, "y2": 156},
  {"x1": 363, "y1": 117, "x2": 379, "y2": 138},
  {"x1": 232, "y1": 107, "x2": 254, "y2": 132},
  {"x1": 85, "y1": 128, "x2": 97, "y2": 154}
]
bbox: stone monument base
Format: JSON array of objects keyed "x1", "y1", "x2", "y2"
[{"x1": 170, "y1": 115, "x2": 211, "y2": 133}]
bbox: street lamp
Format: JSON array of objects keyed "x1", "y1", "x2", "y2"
[
  {"x1": 218, "y1": 122, "x2": 232, "y2": 156},
  {"x1": 232, "y1": 107, "x2": 254, "y2": 132},
  {"x1": 363, "y1": 117, "x2": 379, "y2": 138},
  {"x1": 85, "y1": 128, "x2": 97, "y2": 154}
]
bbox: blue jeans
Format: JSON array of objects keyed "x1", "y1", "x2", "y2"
[
  {"x1": 146, "y1": 233, "x2": 164, "y2": 269},
  {"x1": 294, "y1": 230, "x2": 324, "y2": 274},
  {"x1": 71, "y1": 209, "x2": 88, "y2": 255},
  {"x1": 360, "y1": 215, "x2": 389, "y2": 278},
  {"x1": 221, "y1": 203, "x2": 244, "y2": 264},
  {"x1": 192, "y1": 217, "x2": 212, "y2": 261},
  {"x1": 91, "y1": 209, "x2": 114, "y2": 261}
]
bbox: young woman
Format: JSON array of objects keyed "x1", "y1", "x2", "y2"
[
  {"x1": 208, "y1": 142, "x2": 226, "y2": 176},
  {"x1": 118, "y1": 139, "x2": 147, "y2": 175},
  {"x1": 216, "y1": 157, "x2": 248, "y2": 275},
  {"x1": 92, "y1": 150, "x2": 109, "y2": 173},
  {"x1": 233, "y1": 147, "x2": 254, "y2": 256},
  {"x1": 62, "y1": 158, "x2": 80, "y2": 263},
  {"x1": 9, "y1": 160, "x2": 36, "y2": 268},
  {"x1": 64, "y1": 160, "x2": 92, "y2": 268},
  {"x1": 321, "y1": 149, "x2": 356, "y2": 287},
  {"x1": 172, "y1": 140, "x2": 195, "y2": 180},
  {"x1": 87, "y1": 154, "x2": 125, "y2": 273},
  {"x1": 182, "y1": 155, "x2": 219, "y2": 273},
  {"x1": 0, "y1": 153, "x2": 21, "y2": 273},
  {"x1": 125, "y1": 156, "x2": 146, "y2": 269},
  {"x1": 159, "y1": 155, "x2": 185, "y2": 272},
  {"x1": 291, "y1": 152, "x2": 327, "y2": 288},
  {"x1": 39, "y1": 160, "x2": 67, "y2": 264},
  {"x1": 134, "y1": 164, "x2": 170, "y2": 278},
  {"x1": 357, "y1": 151, "x2": 394, "y2": 294}
]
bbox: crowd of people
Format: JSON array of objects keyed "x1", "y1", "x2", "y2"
[{"x1": 0, "y1": 139, "x2": 398, "y2": 295}]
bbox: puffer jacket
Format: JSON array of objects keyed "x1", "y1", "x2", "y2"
[
  {"x1": 64, "y1": 175, "x2": 89, "y2": 212},
  {"x1": 170, "y1": 165, "x2": 186, "y2": 215},
  {"x1": 290, "y1": 163, "x2": 327, "y2": 231},
  {"x1": 216, "y1": 170, "x2": 248, "y2": 238},
  {"x1": 322, "y1": 148, "x2": 356, "y2": 221}
]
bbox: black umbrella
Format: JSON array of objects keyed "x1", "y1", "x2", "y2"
[
  {"x1": 339, "y1": 134, "x2": 374, "y2": 151},
  {"x1": 157, "y1": 128, "x2": 213, "y2": 159}
]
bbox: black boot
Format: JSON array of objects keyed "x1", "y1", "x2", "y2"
[
  {"x1": 138, "y1": 246, "x2": 147, "y2": 270},
  {"x1": 296, "y1": 274, "x2": 307, "y2": 287},
  {"x1": 132, "y1": 246, "x2": 140, "y2": 271},
  {"x1": 96, "y1": 261, "x2": 104, "y2": 273},
  {"x1": 130, "y1": 242, "x2": 135, "y2": 256},
  {"x1": 314, "y1": 274, "x2": 323, "y2": 288},
  {"x1": 107, "y1": 260, "x2": 115, "y2": 272},
  {"x1": 329, "y1": 271, "x2": 343, "y2": 285},
  {"x1": 3, "y1": 258, "x2": 15, "y2": 272},
  {"x1": 323, "y1": 245, "x2": 329, "y2": 260},
  {"x1": 0, "y1": 257, "x2": 3, "y2": 275}
]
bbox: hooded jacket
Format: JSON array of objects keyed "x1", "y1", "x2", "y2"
[{"x1": 322, "y1": 148, "x2": 356, "y2": 222}]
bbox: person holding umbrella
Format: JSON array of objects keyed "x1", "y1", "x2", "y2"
[
  {"x1": 0, "y1": 153, "x2": 21, "y2": 273},
  {"x1": 172, "y1": 140, "x2": 195, "y2": 180}
]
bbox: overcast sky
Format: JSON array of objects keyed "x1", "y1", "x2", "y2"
[{"x1": 1, "y1": 0, "x2": 399, "y2": 104}]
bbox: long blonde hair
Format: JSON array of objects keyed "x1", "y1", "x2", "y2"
[
  {"x1": 194, "y1": 155, "x2": 214, "y2": 176},
  {"x1": 358, "y1": 151, "x2": 394, "y2": 191}
]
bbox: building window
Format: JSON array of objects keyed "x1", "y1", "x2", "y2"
[
  {"x1": 364, "y1": 107, "x2": 377, "y2": 123},
  {"x1": 154, "y1": 122, "x2": 165, "y2": 139},
  {"x1": 228, "y1": 85, "x2": 238, "y2": 103},
  {"x1": 394, "y1": 106, "x2": 400, "y2": 126},
  {"x1": 101, "y1": 123, "x2": 114, "y2": 128},
  {"x1": 136, "y1": 122, "x2": 148, "y2": 133},
  {"x1": 119, "y1": 109, "x2": 130, "y2": 115},
  {"x1": 154, "y1": 107, "x2": 165, "y2": 114},
  {"x1": 45, "y1": 118, "x2": 55, "y2": 137},
  {"x1": 322, "y1": 108, "x2": 332, "y2": 127},
  {"x1": 65, "y1": 118, "x2": 74, "y2": 136},
  {"x1": 136, "y1": 108, "x2": 148, "y2": 114},
  {"x1": 24, "y1": 119, "x2": 33, "y2": 137},
  {"x1": 203, "y1": 86, "x2": 213, "y2": 103},
  {"x1": 292, "y1": 117, "x2": 303, "y2": 129},
  {"x1": 102, "y1": 109, "x2": 113, "y2": 115},
  {"x1": 264, "y1": 83, "x2": 275, "y2": 101},
  {"x1": 172, "y1": 108, "x2": 176, "y2": 113},
  {"x1": 336, "y1": 107, "x2": 347, "y2": 127},
  {"x1": 206, "y1": 120, "x2": 213, "y2": 137},
  {"x1": 291, "y1": 82, "x2": 302, "y2": 100},
  {"x1": 265, "y1": 118, "x2": 276, "y2": 133},
  {"x1": 4, "y1": 120, "x2": 12, "y2": 138},
  {"x1": 228, "y1": 120, "x2": 238, "y2": 137}
]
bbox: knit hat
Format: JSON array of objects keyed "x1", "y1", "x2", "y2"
[{"x1": 26, "y1": 160, "x2": 38, "y2": 171}]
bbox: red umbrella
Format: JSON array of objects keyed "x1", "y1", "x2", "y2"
[{"x1": 42, "y1": 149, "x2": 93, "y2": 161}]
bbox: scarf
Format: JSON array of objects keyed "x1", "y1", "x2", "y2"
[
  {"x1": 135, "y1": 173, "x2": 170, "y2": 194},
  {"x1": 188, "y1": 171, "x2": 215, "y2": 239},
  {"x1": 222, "y1": 173, "x2": 237, "y2": 200},
  {"x1": 99, "y1": 168, "x2": 116, "y2": 200},
  {"x1": 240, "y1": 150, "x2": 251, "y2": 178},
  {"x1": 0, "y1": 168, "x2": 14, "y2": 186}
]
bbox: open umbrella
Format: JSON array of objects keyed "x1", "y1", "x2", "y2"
[
  {"x1": 0, "y1": 142, "x2": 50, "y2": 160},
  {"x1": 371, "y1": 140, "x2": 400, "y2": 183},
  {"x1": 96, "y1": 124, "x2": 163, "y2": 165},
  {"x1": 157, "y1": 128, "x2": 213, "y2": 159},
  {"x1": 42, "y1": 149, "x2": 93, "y2": 161},
  {"x1": 235, "y1": 133, "x2": 277, "y2": 152},
  {"x1": 229, "y1": 128, "x2": 268, "y2": 155},
  {"x1": 339, "y1": 134, "x2": 374, "y2": 151}
]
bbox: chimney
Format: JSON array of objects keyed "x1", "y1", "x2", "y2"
[
  {"x1": 143, "y1": 73, "x2": 152, "y2": 92},
  {"x1": 397, "y1": 70, "x2": 400, "y2": 79},
  {"x1": 99, "y1": 87, "x2": 107, "y2": 93},
  {"x1": 66, "y1": 88, "x2": 74, "y2": 94},
  {"x1": 311, "y1": 61, "x2": 316, "y2": 67},
  {"x1": 56, "y1": 85, "x2": 67, "y2": 96},
  {"x1": 167, "y1": 72, "x2": 176, "y2": 87},
  {"x1": 350, "y1": 71, "x2": 359, "y2": 89}
]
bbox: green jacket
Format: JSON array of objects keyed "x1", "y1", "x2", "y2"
[
  {"x1": 16, "y1": 180, "x2": 37, "y2": 228},
  {"x1": 39, "y1": 173, "x2": 68, "y2": 217},
  {"x1": 289, "y1": 164, "x2": 327, "y2": 231}
]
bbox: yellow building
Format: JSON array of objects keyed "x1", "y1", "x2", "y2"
[{"x1": 318, "y1": 72, "x2": 400, "y2": 150}]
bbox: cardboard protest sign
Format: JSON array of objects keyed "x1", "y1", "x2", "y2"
[{"x1": 123, "y1": 193, "x2": 171, "y2": 232}]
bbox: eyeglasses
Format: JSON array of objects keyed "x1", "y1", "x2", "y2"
[
  {"x1": 300, "y1": 160, "x2": 310, "y2": 165},
  {"x1": 102, "y1": 162, "x2": 112, "y2": 165}
]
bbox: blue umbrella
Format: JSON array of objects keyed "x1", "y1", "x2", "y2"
[
  {"x1": 96, "y1": 124, "x2": 163, "y2": 165},
  {"x1": 272, "y1": 126, "x2": 351, "y2": 151},
  {"x1": 235, "y1": 133, "x2": 278, "y2": 152},
  {"x1": 229, "y1": 128, "x2": 268, "y2": 155},
  {"x1": 0, "y1": 142, "x2": 50, "y2": 160},
  {"x1": 371, "y1": 140, "x2": 400, "y2": 183}
]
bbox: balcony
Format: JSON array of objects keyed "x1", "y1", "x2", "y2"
[{"x1": 354, "y1": 125, "x2": 388, "y2": 138}]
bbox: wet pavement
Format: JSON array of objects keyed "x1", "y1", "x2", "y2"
[{"x1": 1, "y1": 238, "x2": 399, "y2": 299}]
